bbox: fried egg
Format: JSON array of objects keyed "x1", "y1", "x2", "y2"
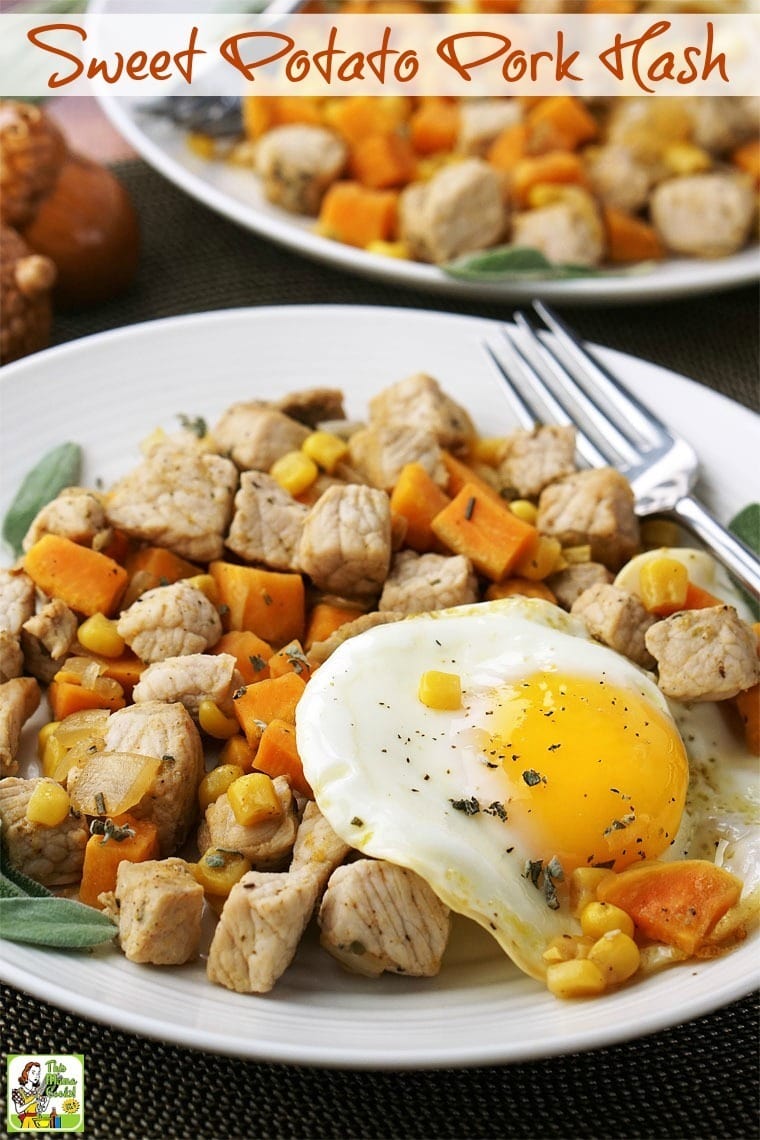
[{"x1": 297, "y1": 596, "x2": 695, "y2": 981}]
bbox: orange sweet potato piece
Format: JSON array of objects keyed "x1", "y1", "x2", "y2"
[
  {"x1": 209, "y1": 561, "x2": 305, "y2": 647},
  {"x1": 48, "y1": 677, "x2": 126, "y2": 719},
  {"x1": 78, "y1": 814, "x2": 160, "y2": 908},
  {"x1": 211, "y1": 629, "x2": 272, "y2": 684},
  {"x1": 441, "y1": 451, "x2": 505, "y2": 506},
  {"x1": 683, "y1": 582, "x2": 722, "y2": 609},
  {"x1": 604, "y1": 207, "x2": 664, "y2": 263},
  {"x1": 731, "y1": 139, "x2": 760, "y2": 183},
  {"x1": 24, "y1": 534, "x2": 128, "y2": 618},
  {"x1": 326, "y1": 96, "x2": 411, "y2": 145},
  {"x1": 268, "y1": 639, "x2": 312, "y2": 682},
  {"x1": 232, "y1": 672, "x2": 307, "y2": 746},
  {"x1": 431, "y1": 483, "x2": 537, "y2": 582},
  {"x1": 390, "y1": 462, "x2": 451, "y2": 553},
  {"x1": 351, "y1": 132, "x2": 416, "y2": 189},
  {"x1": 254, "y1": 717, "x2": 313, "y2": 799},
  {"x1": 409, "y1": 99, "x2": 460, "y2": 155},
  {"x1": 733, "y1": 684, "x2": 759, "y2": 756},
  {"x1": 527, "y1": 96, "x2": 599, "y2": 153},
  {"x1": 304, "y1": 602, "x2": 362, "y2": 650},
  {"x1": 487, "y1": 122, "x2": 528, "y2": 174},
  {"x1": 511, "y1": 151, "x2": 587, "y2": 207},
  {"x1": 125, "y1": 545, "x2": 201, "y2": 589},
  {"x1": 597, "y1": 859, "x2": 743, "y2": 956},
  {"x1": 319, "y1": 181, "x2": 398, "y2": 248},
  {"x1": 485, "y1": 578, "x2": 557, "y2": 604}
]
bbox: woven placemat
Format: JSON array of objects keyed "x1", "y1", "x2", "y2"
[{"x1": 3, "y1": 159, "x2": 759, "y2": 1140}]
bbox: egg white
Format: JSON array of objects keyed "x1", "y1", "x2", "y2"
[{"x1": 297, "y1": 596, "x2": 689, "y2": 981}]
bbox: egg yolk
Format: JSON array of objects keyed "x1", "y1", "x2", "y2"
[{"x1": 485, "y1": 671, "x2": 688, "y2": 873}]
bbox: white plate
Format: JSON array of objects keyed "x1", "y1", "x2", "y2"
[
  {"x1": 1, "y1": 305, "x2": 757, "y2": 1068},
  {"x1": 95, "y1": 88, "x2": 760, "y2": 306}
]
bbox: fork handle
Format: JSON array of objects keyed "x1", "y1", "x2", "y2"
[{"x1": 666, "y1": 495, "x2": 760, "y2": 603}]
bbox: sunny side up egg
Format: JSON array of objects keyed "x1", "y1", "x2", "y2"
[{"x1": 296, "y1": 596, "x2": 690, "y2": 982}]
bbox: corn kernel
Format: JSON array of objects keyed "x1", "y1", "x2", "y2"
[
  {"x1": 527, "y1": 182, "x2": 573, "y2": 209},
  {"x1": 302, "y1": 430, "x2": 349, "y2": 474},
  {"x1": 546, "y1": 957, "x2": 606, "y2": 999},
  {"x1": 418, "y1": 670, "x2": 462, "y2": 710},
  {"x1": 219, "y1": 734, "x2": 258, "y2": 772},
  {"x1": 514, "y1": 534, "x2": 561, "y2": 580},
  {"x1": 185, "y1": 574, "x2": 220, "y2": 604},
  {"x1": 198, "y1": 763, "x2": 245, "y2": 812},
  {"x1": 509, "y1": 499, "x2": 539, "y2": 526},
  {"x1": 588, "y1": 930, "x2": 640, "y2": 985},
  {"x1": 227, "y1": 772, "x2": 282, "y2": 827},
  {"x1": 192, "y1": 848, "x2": 252, "y2": 897},
  {"x1": 469, "y1": 437, "x2": 505, "y2": 467},
  {"x1": 365, "y1": 240, "x2": 410, "y2": 260},
  {"x1": 198, "y1": 699, "x2": 240, "y2": 740},
  {"x1": 37, "y1": 720, "x2": 60, "y2": 761},
  {"x1": 580, "y1": 900, "x2": 635, "y2": 940},
  {"x1": 270, "y1": 450, "x2": 319, "y2": 496},
  {"x1": 26, "y1": 781, "x2": 70, "y2": 827},
  {"x1": 77, "y1": 613, "x2": 125, "y2": 658},
  {"x1": 663, "y1": 141, "x2": 711, "y2": 176},
  {"x1": 639, "y1": 557, "x2": 689, "y2": 615},
  {"x1": 562, "y1": 544, "x2": 592, "y2": 564},
  {"x1": 569, "y1": 867, "x2": 617, "y2": 917}
]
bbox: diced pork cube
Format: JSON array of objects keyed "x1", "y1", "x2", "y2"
[
  {"x1": 225, "y1": 471, "x2": 307, "y2": 571},
  {"x1": 0, "y1": 569, "x2": 35, "y2": 636},
  {"x1": 537, "y1": 467, "x2": 639, "y2": 571},
  {"x1": 379, "y1": 551, "x2": 477, "y2": 615},
  {"x1": 117, "y1": 580, "x2": 222, "y2": 663},
  {"x1": 368, "y1": 372, "x2": 475, "y2": 456},
  {"x1": 198, "y1": 775, "x2": 298, "y2": 869},
  {"x1": 113, "y1": 857, "x2": 203, "y2": 965},
  {"x1": 572, "y1": 582, "x2": 656, "y2": 669},
  {"x1": 498, "y1": 425, "x2": 577, "y2": 499},
  {"x1": 212, "y1": 402, "x2": 309, "y2": 471},
  {"x1": 584, "y1": 144, "x2": 657, "y2": 214},
  {"x1": 349, "y1": 424, "x2": 446, "y2": 491},
  {"x1": 546, "y1": 561, "x2": 613, "y2": 611},
  {"x1": 0, "y1": 775, "x2": 88, "y2": 887},
  {"x1": 318, "y1": 859, "x2": 450, "y2": 978},
  {"x1": 0, "y1": 675, "x2": 40, "y2": 776},
  {"x1": 650, "y1": 173, "x2": 755, "y2": 259},
  {"x1": 255, "y1": 124, "x2": 347, "y2": 215},
  {"x1": 512, "y1": 189, "x2": 605, "y2": 267},
  {"x1": 132, "y1": 652, "x2": 241, "y2": 719},
  {"x1": 297, "y1": 484, "x2": 392, "y2": 600},
  {"x1": 645, "y1": 606, "x2": 760, "y2": 702},
  {"x1": 22, "y1": 487, "x2": 108, "y2": 552},
  {"x1": 273, "y1": 386, "x2": 345, "y2": 429},
  {"x1": 399, "y1": 159, "x2": 507, "y2": 264},
  {"x1": 457, "y1": 98, "x2": 522, "y2": 156},
  {"x1": 0, "y1": 631, "x2": 23, "y2": 684},
  {"x1": 106, "y1": 444, "x2": 238, "y2": 563},
  {"x1": 206, "y1": 802, "x2": 349, "y2": 993},
  {"x1": 21, "y1": 597, "x2": 78, "y2": 683}
]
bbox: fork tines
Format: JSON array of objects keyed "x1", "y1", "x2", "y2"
[{"x1": 490, "y1": 301, "x2": 673, "y2": 477}]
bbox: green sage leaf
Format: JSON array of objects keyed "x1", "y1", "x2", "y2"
[
  {"x1": 0, "y1": 896, "x2": 117, "y2": 948},
  {"x1": 444, "y1": 245, "x2": 604, "y2": 282},
  {"x1": 729, "y1": 503, "x2": 760, "y2": 556},
  {"x1": 2, "y1": 441, "x2": 82, "y2": 557}
]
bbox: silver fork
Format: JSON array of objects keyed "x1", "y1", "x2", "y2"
[{"x1": 485, "y1": 300, "x2": 760, "y2": 602}]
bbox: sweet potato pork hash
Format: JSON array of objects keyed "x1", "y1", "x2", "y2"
[
  {"x1": 211, "y1": 92, "x2": 760, "y2": 270},
  {"x1": 1, "y1": 372, "x2": 758, "y2": 1000}
]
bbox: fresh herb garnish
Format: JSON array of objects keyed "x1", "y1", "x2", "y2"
[
  {"x1": 443, "y1": 245, "x2": 654, "y2": 283},
  {"x1": 2, "y1": 441, "x2": 82, "y2": 557},
  {"x1": 0, "y1": 822, "x2": 116, "y2": 949},
  {"x1": 177, "y1": 413, "x2": 207, "y2": 438},
  {"x1": 89, "y1": 818, "x2": 135, "y2": 845},
  {"x1": 729, "y1": 504, "x2": 760, "y2": 618}
]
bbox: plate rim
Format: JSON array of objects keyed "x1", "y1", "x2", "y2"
[{"x1": 1, "y1": 303, "x2": 758, "y2": 1069}]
